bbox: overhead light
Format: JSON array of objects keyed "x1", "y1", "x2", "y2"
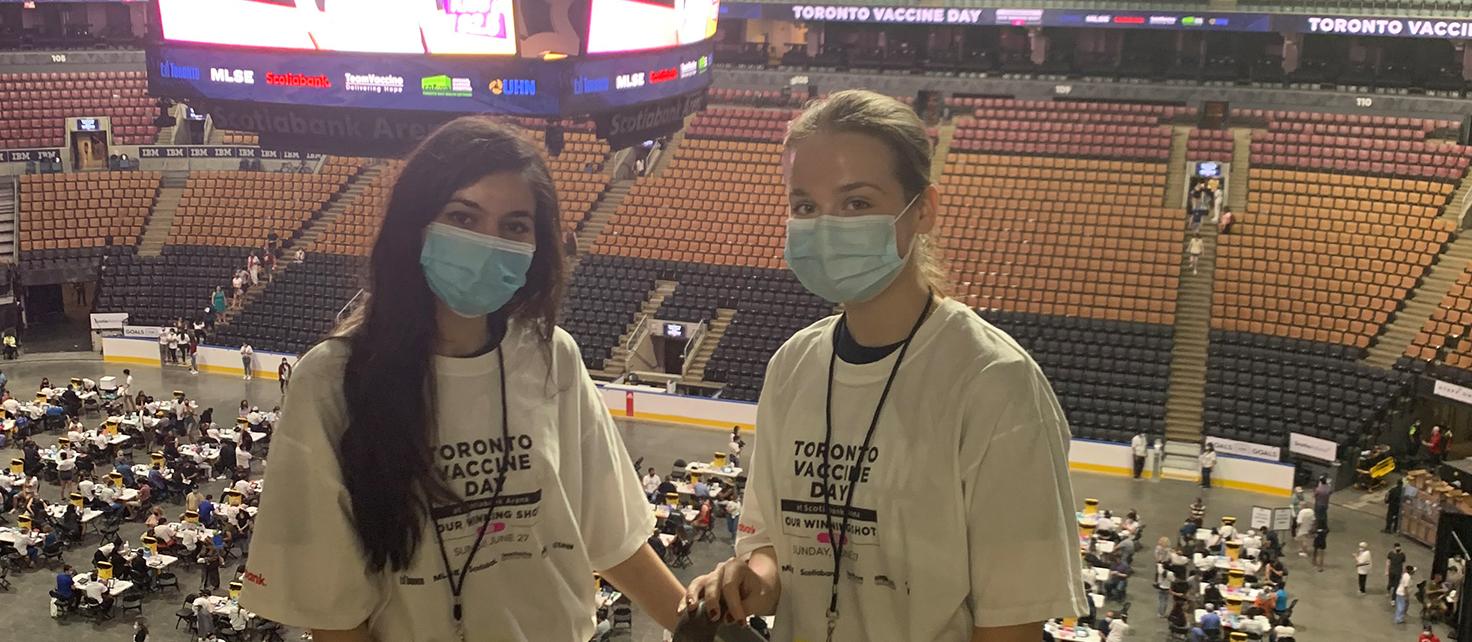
[{"x1": 541, "y1": 52, "x2": 569, "y2": 61}]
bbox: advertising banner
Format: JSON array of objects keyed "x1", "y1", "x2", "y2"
[
  {"x1": 595, "y1": 91, "x2": 707, "y2": 149},
  {"x1": 1288, "y1": 432, "x2": 1338, "y2": 463},
  {"x1": 137, "y1": 145, "x2": 324, "y2": 160},
  {"x1": 1205, "y1": 436, "x2": 1282, "y2": 462},
  {"x1": 89, "y1": 312, "x2": 128, "y2": 331},
  {"x1": 122, "y1": 325, "x2": 165, "y2": 339},
  {"x1": 2, "y1": 149, "x2": 62, "y2": 163},
  {"x1": 1434, "y1": 379, "x2": 1472, "y2": 406}
]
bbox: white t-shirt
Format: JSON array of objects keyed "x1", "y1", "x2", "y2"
[
  {"x1": 1188, "y1": 238, "x2": 1203, "y2": 256},
  {"x1": 233, "y1": 448, "x2": 252, "y2": 470},
  {"x1": 1199, "y1": 450, "x2": 1216, "y2": 469},
  {"x1": 1106, "y1": 619, "x2": 1129, "y2": 642},
  {"x1": 78, "y1": 479, "x2": 96, "y2": 500},
  {"x1": 1356, "y1": 550, "x2": 1372, "y2": 575},
  {"x1": 1295, "y1": 508, "x2": 1315, "y2": 537},
  {"x1": 240, "y1": 325, "x2": 653, "y2": 642},
  {"x1": 735, "y1": 298, "x2": 1086, "y2": 641},
  {"x1": 1397, "y1": 572, "x2": 1412, "y2": 597},
  {"x1": 240, "y1": 345, "x2": 253, "y2": 358},
  {"x1": 642, "y1": 473, "x2": 661, "y2": 495},
  {"x1": 1131, "y1": 434, "x2": 1146, "y2": 457}
]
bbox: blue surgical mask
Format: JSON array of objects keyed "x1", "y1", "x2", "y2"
[
  {"x1": 783, "y1": 193, "x2": 921, "y2": 303},
  {"x1": 419, "y1": 222, "x2": 535, "y2": 318}
]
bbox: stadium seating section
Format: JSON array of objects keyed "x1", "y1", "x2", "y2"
[
  {"x1": 1187, "y1": 129, "x2": 1232, "y2": 162},
  {"x1": 561, "y1": 254, "x2": 663, "y2": 371},
  {"x1": 213, "y1": 253, "x2": 361, "y2": 355},
  {"x1": 984, "y1": 310, "x2": 1173, "y2": 443},
  {"x1": 313, "y1": 162, "x2": 401, "y2": 257},
  {"x1": 1218, "y1": 165, "x2": 1460, "y2": 350},
  {"x1": 1399, "y1": 261, "x2": 1472, "y2": 382},
  {"x1": 0, "y1": 71, "x2": 158, "y2": 148},
  {"x1": 219, "y1": 131, "x2": 260, "y2": 146},
  {"x1": 168, "y1": 157, "x2": 361, "y2": 247},
  {"x1": 18, "y1": 171, "x2": 160, "y2": 271},
  {"x1": 940, "y1": 153, "x2": 1180, "y2": 324},
  {"x1": 1205, "y1": 330, "x2": 1408, "y2": 447},
  {"x1": 95, "y1": 245, "x2": 255, "y2": 327}
]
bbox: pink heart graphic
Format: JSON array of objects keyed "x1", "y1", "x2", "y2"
[
  {"x1": 478, "y1": 521, "x2": 508, "y2": 536},
  {"x1": 816, "y1": 532, "x2": 846, "y2": 546}
]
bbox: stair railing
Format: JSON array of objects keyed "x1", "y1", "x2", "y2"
[
  {"x1": 625, "y1": 313, "x2": 651, "y2": 353},
  {"x1": 337, "y1": 288, "x2": 365, "y2": 323},
  {"x1": 681, "y1": 319, "x2": 708, "y2": 378}
]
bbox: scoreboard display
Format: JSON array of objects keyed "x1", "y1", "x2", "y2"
[{"x1": 149, "y1": 0, "x2": 717, "y2": 121}]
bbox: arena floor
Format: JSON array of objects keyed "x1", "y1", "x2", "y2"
[{"x1": 0, "y1": 356, "x2": 1443, "y2": 642}]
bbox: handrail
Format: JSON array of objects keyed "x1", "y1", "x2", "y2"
[
  {"x1": 336, "y1": 288, "x2": 365, "y2": 323},
  {"x1": 625, "y1": 313, "x2": 651, "y2": 351},
  {"x1": 681, "y1": 319, "x2": 708, "y2": 377}
]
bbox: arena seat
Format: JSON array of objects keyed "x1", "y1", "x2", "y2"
[
  {"x1": 1212, "y1": 168, "x2": 1459, "y2": 350},
  {"x1": 0, "y1": 71, "x2": 158, "y2": 147},
  {"x1": 213, "y1": 253, "x2": 362, "y2": 355},
  {"x1": 94, "y1": 244, "x2": 256, "y2": 327},
  {"x1": 167, "y1": 157, "x2": 361, "y2": 247},
  {"x1": 1187, "y1": 129, "x2": 1232, "y2": 162},
  {"x1": 1398, "y1": 261, "x2": 1472, "y2": 375},
  {"x1": 18, "y1": 171, "x2": 160, "y2": 270},
  {"x1": 218, "y1": 130, "x2": 259, "y2": 146},
  {"x1": 1204, "y1": 330, "x2": 1408, "y2": 447}
]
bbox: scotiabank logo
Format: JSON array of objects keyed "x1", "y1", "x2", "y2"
[
  {"x1": 649, "y1": 67, "x2": 678, "y2": 84},
  {"x1": 264, "y1": 72, "x2": 332, "y2": 89},
  {"x1": 210, "y1": 68, "x2": 255, "y2": 84}
]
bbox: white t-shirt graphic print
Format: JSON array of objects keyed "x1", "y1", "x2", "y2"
[
  {"x1": 735, "y1": 298, "x2": 1087, "y2": 642},
  {"x1": 240, "y1": 324, "x2": 653, "y2": 642}
]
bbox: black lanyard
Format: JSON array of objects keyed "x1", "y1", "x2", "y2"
[
  {"x1": 821, "y1": 292, "x2": 932, "y2": 641},
  {"x1": 427, "y1": 348, "x2": 512, "y2": 641}
]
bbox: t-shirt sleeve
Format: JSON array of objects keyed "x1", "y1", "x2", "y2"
[
  {"x1": 238, "y1": 343, "x2": 380, "y2": 630},
  {"x1": 961, "y1": 357, "x2": 1087, "y2": 628},
  {"x1": 565, "y1": 337, "x2": 656, "y2": 571},
  {"x1": 734, "y1": 358, "x2": 782, "y2": 559}
]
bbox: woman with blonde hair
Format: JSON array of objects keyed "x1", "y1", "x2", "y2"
[{"x1": 683, "y1": 90, "x2": 1084, "y2": 642}]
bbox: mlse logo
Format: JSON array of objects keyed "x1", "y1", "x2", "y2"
[
  {"x1": 615, "y1": 72, "x2": 645, "y2": 90},
  {"x1": 159, "y1": 61, "x2": 200, "y2": 81},
  {"x1": 210, "y1": 68, "x2": 255, "y2": 85}
]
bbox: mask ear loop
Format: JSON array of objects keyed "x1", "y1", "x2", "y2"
[{"x1": 892, "y1": 189, "x2": 926, "y2": 264}]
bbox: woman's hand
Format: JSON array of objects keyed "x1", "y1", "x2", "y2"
[{"x1": 681, "y1": 549, "x2": 780, "y2": 624}]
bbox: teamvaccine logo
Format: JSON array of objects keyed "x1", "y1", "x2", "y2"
[
  {"x1": 421, "y1": 74, "x2": 473, "y2": 97},
  {"x1": 158, "y1": 61, "x2": 200, "y2": 81},
  {"x1": 344, "y1": 73, "x2": 405, "y2": 94},
  {"x1": 264, "y1": 72, "x2": 332, "y2": 89},
  {"x1": 209, "y1": 68, "x2": 255, "y2": 85}
]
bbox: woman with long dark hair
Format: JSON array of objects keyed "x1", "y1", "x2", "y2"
[{"x1": 240, "y1": 117, "x2": 683, "y2": 641}]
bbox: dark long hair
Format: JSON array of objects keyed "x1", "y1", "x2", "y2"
[{"x1": 336, "y1": 116, "x2": 565, "y2": 572}]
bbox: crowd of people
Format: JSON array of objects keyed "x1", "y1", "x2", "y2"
[{"x1": 0, "y1": 370, "x2": 277, "y2": 633}]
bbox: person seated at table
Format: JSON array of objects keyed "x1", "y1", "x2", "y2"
[
  {"x1": 656, "y1": 475, "x2": 677, "y2": 500},
  {"x1": 1271, "y1": 615, "x2": 1296, "y2": 642},
  {"x1": 1252, "y1": 583, "x2": 1276, "y2": 616},
  {"x1": 231, "y1": 477, "x2": 254, "y2": 499},
  {"x1": 1426, "y1": 573, "x2": 1453, "y2": 622},
  {"x1": 1196, "y1": 603, "x2": 1223, "y2": 640},
  {"x1": 1121, "y1": 509, "x2": 1142, "y2": 536},
  {"x1": 54, "y1": 564, "x2": 79, "y2": 608},
  {"x1": 65, "y1": 420, "x2": 85, "y2": 445},
  {"x1": 647, "y1": 528, "x2": 667, "y2": 561},
  {"x1": 114, "y1": 455, "x2": 136, "y2": 487},
  {"x1": 1096, "y1": 510, "x2": 1119, "y2": 537},
  {"x1": 127, "y1": 549, "x2": 151, "y2": 584},
  {"x1": 123, "y1": 483, "x2": 151, "y2": 520},
  {"x1": 144, "y1": 506, "x2": 165, "y2": 530},
  {"x1": 179, "y1": 525, "x2": 204, "y2": 558},
  {"x1": 1179, "y1": 517, "x2": 1199, "y2": 546},
  {"x1": 79, "y1": 573, "x2": 108, "y2": 605},
  {"x1": 1202, "y1": 583, "x2": 1224, "y2": 608},
  {"x1": 1104, "y1": 611, "x2": 1129, "y2": 642},
  {"x1": 146, "y1": 467, "x2": 167, "y2": 493},
  {"x1": 152, "y1": 522, "x2": 177, "y2": 550}
]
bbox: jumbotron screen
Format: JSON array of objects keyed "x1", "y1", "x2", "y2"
[
  {"x1": 586, "y1": 0, "x2": 720, "y2": 54},
  {"x1": 148, "y1": 0, "x2": 717, "y2": 128},
  {"x1": 157, "y1": 0, "x2": 519, "y2": 55}
]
